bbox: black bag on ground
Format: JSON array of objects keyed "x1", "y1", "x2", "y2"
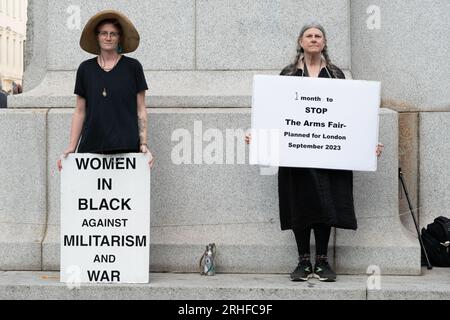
[{"x1": 421, "y1": 216, "x2": 450, "y2": 267}]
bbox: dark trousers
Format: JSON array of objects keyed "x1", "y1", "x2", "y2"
[{"x1": 293, "y1": 224, "x2": 331, "y2": 256}]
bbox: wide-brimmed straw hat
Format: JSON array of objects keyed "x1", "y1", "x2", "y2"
[{"x1": 80, "y1": 10, "x2": 140, "y2": 55}]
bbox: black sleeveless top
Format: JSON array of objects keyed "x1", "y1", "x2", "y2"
[{"x1": 74, "y1": 55, "x2": 148, "y2": 154}]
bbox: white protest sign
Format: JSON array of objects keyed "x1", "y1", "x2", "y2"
[
  {"x1": 250, "y1": 75, "x2": 380, "y2": 171},
  {"x1": 60, "y1": 153, "x2": 150, "y2": 284}
]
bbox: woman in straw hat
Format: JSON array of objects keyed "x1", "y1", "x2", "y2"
[{"x1": 57, "y1": 10, "x2": 154, "y2": 170}]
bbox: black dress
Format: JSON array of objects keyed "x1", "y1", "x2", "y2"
[{"x1": 278, "y1": 66, "x2": 357, "y2": 231}]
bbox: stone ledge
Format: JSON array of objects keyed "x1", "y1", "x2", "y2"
[
  {"x1": 367, "y1": 268, "x2": 450, "y2": 300},
  {"x1": 0, "y1": 110, "x2": 47, "y2": 271},
  {"x1": 1, "y1": 108, "x2": 408, "y2": 274},
  {"x1": 419, "y1": 112, "x2": 450, "y2": 228},
  {"x1": 10, "y1": 70, "x2": 353, "y2": 108},
  {"x1": 0, "y1": 268, "x2": 449, "y2": 300}
]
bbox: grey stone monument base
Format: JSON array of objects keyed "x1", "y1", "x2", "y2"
[
  {"x1": 1, "y1": 105, "x2": 421, "y2": 275},
  {"x1": 10, "y1": 70, "x2": 353, "y2": 109},
  {"x1": 335, "y1": 109, "x2": 421, "y2": 275},
  {"x1": 149, "y1": 225, "x2": 335, "y2": 274},
  {"x1": 1, "y1": 269, "x2": 449, "y2": 300},
  {"x1": 0, "y1": 241, "x2": 42, "y2": 271},
  {"x1": 0, "y1": 109, "x2": 47, "y2": 271}
]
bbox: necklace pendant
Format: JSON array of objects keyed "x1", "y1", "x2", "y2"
[{"x1": 102, "y1": 88, "x2": 107, "y2": 97}]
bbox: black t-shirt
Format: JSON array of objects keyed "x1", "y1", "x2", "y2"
[{"x1": 74, "y1": 55, "x2": 148, "y2": 153}]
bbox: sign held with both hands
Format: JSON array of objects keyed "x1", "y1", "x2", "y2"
[{"x1": 250, "y1": 75, "x2": 381, "y2": 171}]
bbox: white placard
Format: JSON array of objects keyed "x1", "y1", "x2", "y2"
[
  {"x1": 250, "y1": 75, "x2": 380, "y2": 171},
  {"x1": 60, "y1": 153, "x2": 150, "y2": 284}
]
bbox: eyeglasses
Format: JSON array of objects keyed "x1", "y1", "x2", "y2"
[{"x1": 98, "y1": 31, "x2": 120, "y2": 38}]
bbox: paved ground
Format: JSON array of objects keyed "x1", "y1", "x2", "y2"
[{"x1": 0, "y1": 268, "x2": 448, "y2": 300}]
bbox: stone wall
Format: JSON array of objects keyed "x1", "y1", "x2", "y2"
[{"x1": 3, "y1": 0, "x2": 449, "y2": 275}]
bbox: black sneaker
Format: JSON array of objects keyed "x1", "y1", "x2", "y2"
[
  {"x1": 314, "y1": 260, "x2": 337, "y2": 282},
  {"x1": 290, "y1": 260, "x2": 313, "y2": 281}
]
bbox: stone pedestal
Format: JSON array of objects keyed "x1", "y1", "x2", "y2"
[{"x1": 7, "y1": 0, "x2": 448, "y2": 276}]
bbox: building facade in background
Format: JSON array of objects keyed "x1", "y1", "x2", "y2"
[{"x1": 0, "y1": 0, "x2": 27, "y2": 93}]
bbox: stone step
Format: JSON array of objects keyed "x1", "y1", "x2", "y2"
[{"x1": 0, "y1": 269, "x2": 449, "y2": 300}]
